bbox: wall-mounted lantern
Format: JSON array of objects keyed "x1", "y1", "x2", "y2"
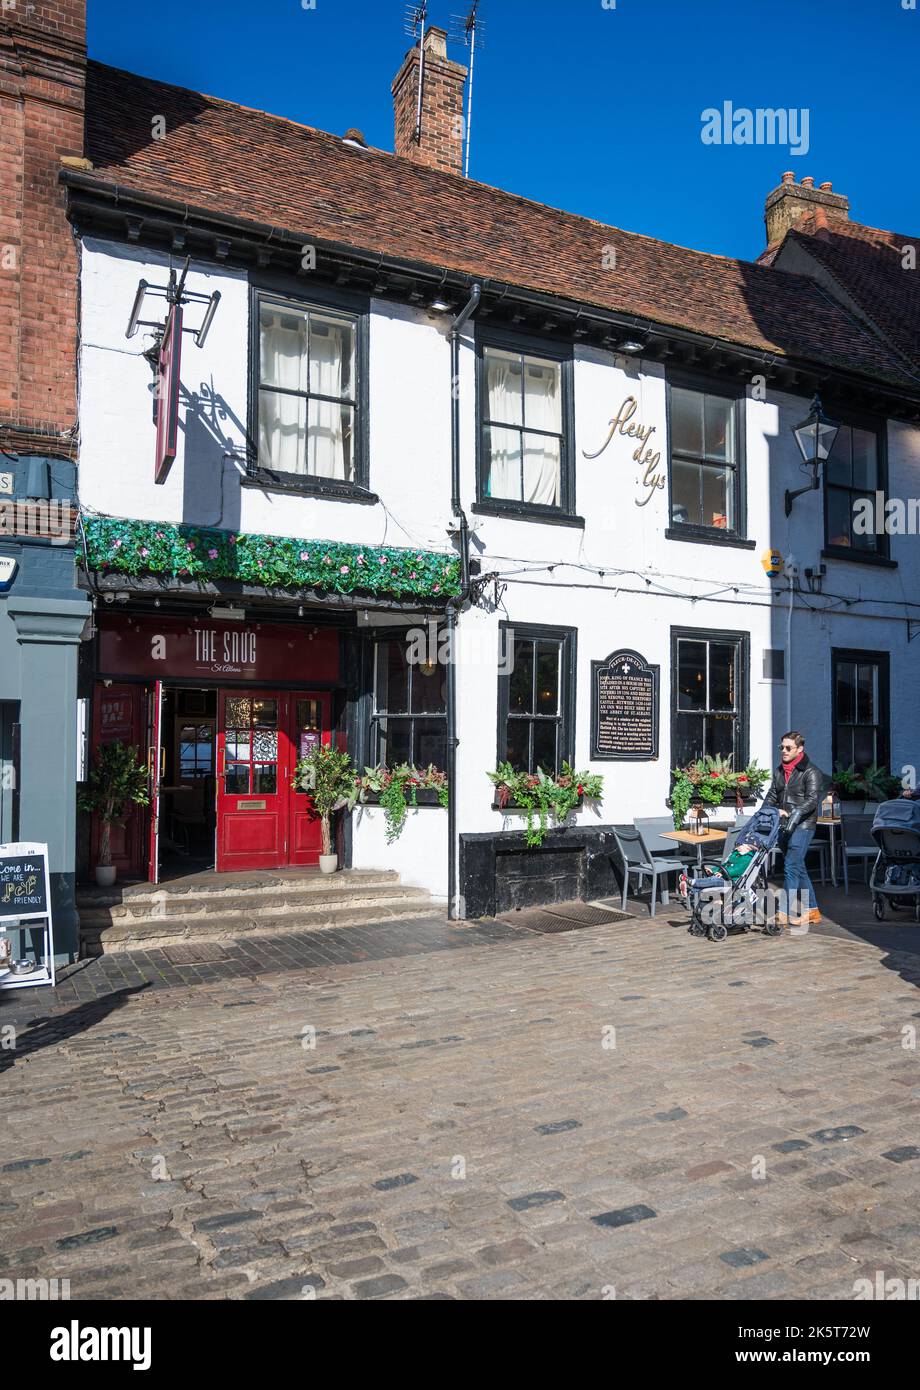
[{"x1": 785, "y1": 393, "x2": 840, "y2": 516}]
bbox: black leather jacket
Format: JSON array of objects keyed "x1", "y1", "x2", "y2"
[{"x1": 762, "y1": 752, "x2": 827, "y2": 835}]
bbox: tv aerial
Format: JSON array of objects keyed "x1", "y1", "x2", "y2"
[{"x1": 450, "y1": 1, "x2": 484, "y2": 177}]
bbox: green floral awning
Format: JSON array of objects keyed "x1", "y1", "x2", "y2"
[{"x1": 80, "y1": 514, "x2": 461, "y2": 602}]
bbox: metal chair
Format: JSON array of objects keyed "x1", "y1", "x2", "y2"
[
  {"x1": 634, "y1": 816, "x2": 696, "y2": 863},
  {"x1": 613, "y1": 825, "x2": 684, "y2": 918},
  {"x1": 841, "y1": 814, "x2": 878, "y2": 893}
]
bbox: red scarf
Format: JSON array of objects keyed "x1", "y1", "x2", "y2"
[{"x1": 782, "y1": 751, "x2": 805, "y2": 782}]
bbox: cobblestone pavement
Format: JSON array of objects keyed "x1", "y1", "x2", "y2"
[{"x1": 4, "y1": 906, "x2": 920, "y2": 1300}]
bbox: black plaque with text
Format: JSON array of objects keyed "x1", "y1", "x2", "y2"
[{"x1": 591, "y1": 648, "x2": 659, "y2": 761}]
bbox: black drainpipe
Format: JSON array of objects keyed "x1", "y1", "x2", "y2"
[{"x1": 446, "y1": 283, "x2": 481, "y2": 920}]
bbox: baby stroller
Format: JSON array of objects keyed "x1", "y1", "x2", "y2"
[
  {"x1": 869, "y1": 798, "x2": 920, "y2": 922},
  {"x1": 684, "y1": 806, "x2": 784, "y2": 943}
]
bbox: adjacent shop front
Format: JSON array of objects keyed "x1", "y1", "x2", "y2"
[{"x1": 91, "y1": 610, "x2": 342, "y2": 881}]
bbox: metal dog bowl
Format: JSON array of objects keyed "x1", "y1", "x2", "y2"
[{"x1": 9, "y1": 958, "x2": 36, "y2": 975}]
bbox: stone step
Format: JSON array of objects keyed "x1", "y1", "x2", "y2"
[
  {"x1": 78, "y1": 880, "x2": 424, "y2": 926},
  {"x1": 75, "y1": 867, "x2": 400, "y2": 912},
  {"x1": 79, "y1": 890, "x2": 438, "y2": 955}
]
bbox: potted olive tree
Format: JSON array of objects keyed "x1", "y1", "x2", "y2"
[
  {"x1": 293, "y1": 744, "x2": 357, "y2": 874},
  {"x1": 78, "y1": 740, "x2": 150, "y2": 886}
]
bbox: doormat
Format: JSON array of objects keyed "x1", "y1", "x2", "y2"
[{"x1": 497, "y1": 901, "x2": 629, "y2": 934}]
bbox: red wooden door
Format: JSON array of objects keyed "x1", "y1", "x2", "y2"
[
  {"x1": 288, "y1": 693, "x2": 333, "y2": 866},
  {"x1": 91, "y1": 681, "x2": 147, "y2": 879},
  {"x1": 216, "y1": 691, "x2": 289, "y2": 872}
]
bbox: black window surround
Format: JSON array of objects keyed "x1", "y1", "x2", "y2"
[
  {"x1": 368, "y1": 628, "x2": 448, "y2": 770},
  {"x1": 831, "y1": 647, "x2": 890, "y2": 771},
  {"x1": 475, "y1": 325, "x2": 577, "y2": 521},
  {"x1": 822, "y1": 411, "x2": 890, "y2": 564},
  {"x1": 670, "y1": 626, "x2": 750, "y2": 771},
  {"x1": 665, "y1": 369, "x2": 748, "y2": 547},
  {"x1": 496, "y1": 621, "x2": 577, "y2": 776},
  {"x1": 247, "y1": 279, "x2": 372, "y2": 500}
]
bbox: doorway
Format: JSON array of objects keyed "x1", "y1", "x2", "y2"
[
  {"x1": 158, "y1": 687, "x2": 217, "y2": 877},
  {"x1": 216, "y1": 689, "x2": 332, "y2": 873}
]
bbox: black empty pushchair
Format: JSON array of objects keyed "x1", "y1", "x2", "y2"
[{"x1": 869, "y1": 798, "x2": 920, "y2": 922}]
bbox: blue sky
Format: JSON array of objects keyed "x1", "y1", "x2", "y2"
[{"x1": 88, "y1": 0, "x2": 918, "y2": 262}]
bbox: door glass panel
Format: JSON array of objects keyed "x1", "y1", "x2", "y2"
[
  {"x1": 252, "y1": 729, "x2": 278, "y2": 762},
  {"x1": 252, "y1": 699, "x2": 277, "y2": 727},
  {"x1": 226, "y1": 733, "x2": 251, "y2": 761},
  {"x1": 253, "y1": 765, "x2": 277, "y2": 794},
  {"x1": 225, "y1": 696, "x2": 252, "y2": 727},
  {"x1": 225, "y1": 764, "x2": 249, "y2": 795}
]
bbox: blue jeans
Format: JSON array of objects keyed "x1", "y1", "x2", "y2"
[{"x1": 783, "y1": 826, "x2": 817, "y2": 915}]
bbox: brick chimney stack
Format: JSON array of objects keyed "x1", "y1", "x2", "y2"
[
  {"x1": 392, "y1": 25, "x2": 467, "y2": 176},
  {"x1": 764, "y1": 171, "x2": 849, "y2": 247},
  {"x1": 0, "y1": 0, "x2": 87, "y2": 459}
]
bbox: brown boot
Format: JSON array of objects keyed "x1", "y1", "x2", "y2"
[{"x1": 789, "y1": 908, "x2": 822, "y2": 929}]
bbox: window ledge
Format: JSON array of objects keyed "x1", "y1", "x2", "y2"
[
  {"x1": 472, "y1": 502, "x2": 584, "y2": 528},
  {"x1": 821, "y1": 547, "x2": 896, "y2": 569},
  {"x1": 665, "y1": 527, "x2": 755, "y2": 550},
  {"x1": 360, "y1": 789, "x2": 445, "y2": 808},
  {"x1": 242, "y1": 472, "x2": 379, "y2": 505}
]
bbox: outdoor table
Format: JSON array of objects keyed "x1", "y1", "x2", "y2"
[
  {"x1": 816, "y1": 816, "x2": 840, "y2": 887},
  {"x1": 661, "y1": 828, "x2": 727, "y2": 872}
]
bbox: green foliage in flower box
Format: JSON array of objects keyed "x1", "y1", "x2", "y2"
[
  {"x1": 669, "y1": 756, "x2": 770, "y2": 829},
  {"x1": 80, "y1": 514, "x2": 462, "y2": 602},
  {"x1": 487, "y1": 762, "x2": 604, "y2": 849}
]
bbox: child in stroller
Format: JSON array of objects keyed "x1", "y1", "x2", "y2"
[{"x1": 681, "y1": 806, "x2": 784, "y2": 943}]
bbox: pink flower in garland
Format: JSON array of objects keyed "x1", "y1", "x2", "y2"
[
  {"x1": 409, "y1": 570, "x2": 417, "y2": 580},
  {"x1": 299, "y1": 550, "x2": 310, "y2": 561},
  {"x1": 140, "y1": 547, "x2": 149, "y2": 558},
  {"x1": 356, "y1": 554, "x2": 365, "y2": 565},
  {"x1": 379, "y1": 555, "x2": 388, "y2": 565},
  {"x1": 433, "y1": 584, "x2": 441, "y2": 593},
  {"x1": 113, "y1": 538, "x2": 122, "y2": 549},
  {"x1": 155, "y1": 531, "x2": 164, "y2": 540},
  {"x1": 208, "y1": 548, "x2": 218, "y2": 560},
  {"x1": 186, "y1": 541, "x2": 196, "y2": 551},
  {"x1": 323, "y1": 554, "x2": 332, "y2": 565},
  {"x1": 229, "y1": 535, "x2": 237, "y2": 546},
  {"x1": 340, "y1": 565, "x2": 349, "y2": 575}
]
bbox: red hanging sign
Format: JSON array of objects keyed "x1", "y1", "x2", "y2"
[{"x1": 154, "y1": 305, "x2": 183, "y2": 484}]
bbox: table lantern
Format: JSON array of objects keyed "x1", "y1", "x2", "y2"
[
  {"x1": 689, "y1": 805, "x2": 710, "y2": 837},
  {"x1": 821, "y1": 791, "x2": 838, "y2": 821}
]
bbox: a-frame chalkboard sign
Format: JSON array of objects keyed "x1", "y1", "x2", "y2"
[{"x1": 0, "y1": 842, "x2": 56, "y2": 990}]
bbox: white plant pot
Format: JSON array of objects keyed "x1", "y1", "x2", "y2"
[
  {"x1": 95, "y1": 864, "x2": 117, "y2": 888},
  {"x1": 318, "y1": 854, "x2": 339, "y2": 875}
]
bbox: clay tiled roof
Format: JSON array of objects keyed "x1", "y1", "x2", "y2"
[
  {"x1": 82, "y1": 62, "x2": 917, "y2": 391},
  {"x1": 781, "y1": 215, "x2": 920, "y2": 372}
]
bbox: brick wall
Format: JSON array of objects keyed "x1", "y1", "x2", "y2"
[
  {"x1": 392, "y1": 26, "x2": 466, "y2": 177},
  {"x1": 0, "y1": 0, "x2": 86, "y2": 459}
]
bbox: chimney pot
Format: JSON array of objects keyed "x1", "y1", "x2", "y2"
[{"x1": 764, "y1": 174, "x2": 850, "y2": 246}]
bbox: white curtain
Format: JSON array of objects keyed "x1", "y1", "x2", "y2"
[
  {"x1": 259, "y1": 309, "x2": 308, "y2": 473},
  {"x1": 307, "y1": 320, "x2": 349, "y2": 480},
  {"x1": 486, "y1": 351, "x2": 560, "y2": 505},
  {"x1": 485, "y1": 352, "x2": 521, "y2": 500},
  {"x1": 522, "y1": 361, "x2": 560, "y2": 506},
  {"x1": 259, "y1": 309, "x2": 351, "y2": 479}
]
